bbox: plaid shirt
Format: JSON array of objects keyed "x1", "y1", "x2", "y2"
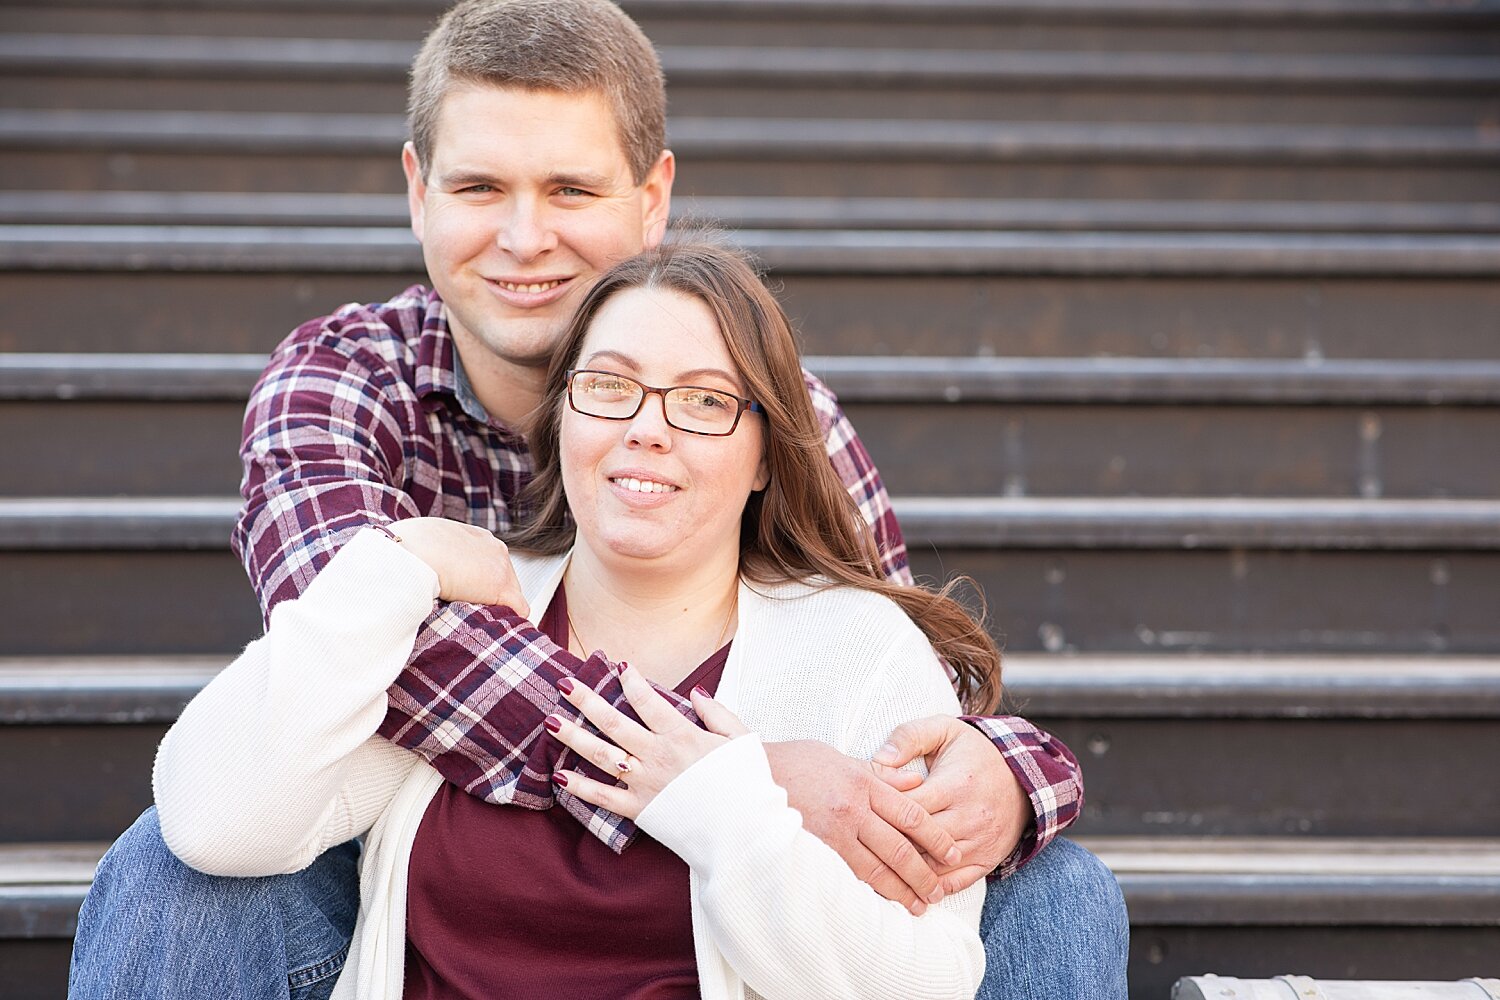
[{"x1": 234, "y1": 284, "x2": 1080, "y2": 873}]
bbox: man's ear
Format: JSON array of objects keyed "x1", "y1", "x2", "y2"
[
  {"x1": 641, "y1": 148, "x2": 676, "y2": 249},
  {"x1": 402, "y1": 142, "x2": 427, "y2": 244}
]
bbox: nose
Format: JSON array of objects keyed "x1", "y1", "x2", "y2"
[
  {"x1": 624, "y1": 389, "x2": 673, "y2": 451},
  {"x1": 495, "y1": 197, "x2": 558, "y2": 262}
]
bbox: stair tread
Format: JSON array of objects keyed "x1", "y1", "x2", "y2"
[
  {"x1": 7, "y1": 34, "x2": 1498, "y2": 88},
  {"x1": 8, "y1": 353, "x2": 1500, "y2": 405},
  {"x1": 6, "y1": 835, "x2": 1500, "y2": 887},
  {"x1": 6, "y1": 109, "x2": 1496, "y2": 161},
  {"x1": 5, "y1": 191, "x2": 1497, "y2": 233},
  {"x1": 5, "y1": 653, "x2": 1500, "y2": 721},
  {"x1": 4, "y1": 495, "x2": 1500, "y2": 550},
  {"x1": 4, "y1": 224, "x2": 1499, "y2": 277}
]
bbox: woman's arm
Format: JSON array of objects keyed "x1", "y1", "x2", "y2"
[
  {"x1": 153, "y1": 528, "x2": 439, "y2": 876},
  {"x1": 548, "y1": 657, "x2": 985, "y2": 1000},
  {"x1": 648, "y1": 735, "x2": 984, "y2": 1000}
]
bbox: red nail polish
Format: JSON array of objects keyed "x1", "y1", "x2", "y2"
[
  {"x1": 557, "y1": 677, "x2": 575, "y2": 695},
  {"x1": 543, "y1": 715, "x2": 562, "y2": 734},
  {"x1": 692, "y1": 685, "x2": 710, "y2": 699},
  {"x1": 618, "y1": 662, "x2": 630, "y2": 674},
  {"x1": 551, "y1": 773, "x2": 569, "y2": 788}
]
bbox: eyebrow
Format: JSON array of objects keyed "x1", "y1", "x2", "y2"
[
  {"x1": 548, "y1": 170, "x2": 616, "y2": 190},
  {"x1": 438, "y1": 169, "x2": 618, "y2": 190},
  {"x1": 583, "y1": 350, "x2": 746, "y2": 392},
  {"x1": 438, "y1": 169, "x2": 500, "y2": 189}
]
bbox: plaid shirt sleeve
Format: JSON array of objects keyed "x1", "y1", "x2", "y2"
[
  {"x1": 234, "y1": 333, "x2": 667, "y2": 852},
  {"x1": 806, "y1": 371, "x2": 1085, "y2": 874}
]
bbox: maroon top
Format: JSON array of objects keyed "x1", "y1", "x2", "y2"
[{"x1": 403, "y1": 585, "x2": 729, "y2": 1000}]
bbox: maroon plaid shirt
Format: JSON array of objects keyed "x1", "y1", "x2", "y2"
[{"x1": 234, "y1": 284, "x2": 1080, "y2": 873}]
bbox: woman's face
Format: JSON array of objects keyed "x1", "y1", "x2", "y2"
[{"x1": 559, "y1": 286, "x2": 770, "y2": 576}]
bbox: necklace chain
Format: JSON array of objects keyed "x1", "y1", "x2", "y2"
[{"x1": 565, "y1": 593, "x2": 736, "y2": 667}]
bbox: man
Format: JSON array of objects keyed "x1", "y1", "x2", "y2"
[{"x1": 71, "y1": 1, "x2": 1127, "y2": 997}]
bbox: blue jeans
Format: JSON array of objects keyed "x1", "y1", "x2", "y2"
[{"x1": 70, "y1": 806, "x2": 1128, "y2": 999}]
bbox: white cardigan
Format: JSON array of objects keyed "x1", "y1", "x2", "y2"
[{"x1": 154, "y1": 529, "x2": 984, "y2": 1000}]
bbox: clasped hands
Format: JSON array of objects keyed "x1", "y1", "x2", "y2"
[{"x1": 548, "y1": 667, "x2": 1031, "y2": 916}]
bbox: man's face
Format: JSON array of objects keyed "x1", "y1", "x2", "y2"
[{"x1": 404, "y1": 84, "x2": 674, "y2": 376}]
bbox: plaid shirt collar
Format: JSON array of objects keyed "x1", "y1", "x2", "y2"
[{"x1": 411, "y1": 287, "x2": 514, "y2": 429}]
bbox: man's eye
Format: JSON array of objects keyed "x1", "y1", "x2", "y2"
[
  {"x1": 458, "y1": 184, "x2": 492, "y2": 194},
  {"x1": 558, "y1": 187, "x2": 591, "y2": 197}
]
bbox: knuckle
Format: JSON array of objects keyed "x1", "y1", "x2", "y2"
[{"x1": 885, "y1": 837, "x2": 920, "y2": 874}]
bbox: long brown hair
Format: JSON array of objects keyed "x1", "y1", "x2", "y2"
[{"x1": 509, "y1": 239, "x2": 1002, "y2": 713}]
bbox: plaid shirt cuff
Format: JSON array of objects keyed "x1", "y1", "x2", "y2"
[
  {"x1": 379, "y1": 602, "x2": 702, "y2": 854},
  {"x1": 960, "y1": 715, "x2": 1084, "y2": 880}
]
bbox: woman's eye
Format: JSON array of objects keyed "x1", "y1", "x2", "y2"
[
  {"x1": 687, "y1": 391, "x2": 728, "y2": 410},
  {"x1": 589, "y1": 378, "x2": 633, "y2": 396}
]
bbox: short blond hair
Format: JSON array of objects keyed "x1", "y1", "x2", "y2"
[{"x1": 408, "y1": 0, "x2": 666, "y2": 183}]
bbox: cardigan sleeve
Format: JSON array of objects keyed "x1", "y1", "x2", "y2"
[
  {"x1": 154, "y1": 529, "x2": 435, "y2": 877},
  {"x1": 638, "y1": 736, "x2": 983, "y2": 1000},
  {"x1": 636, "y1": 621, "x2": 984, "y2": 1000}
]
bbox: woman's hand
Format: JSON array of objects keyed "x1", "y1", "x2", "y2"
[
  {"x1": 546, "y1": 666, "x2": 749, "y2": 819},
  {"x1": 384, "y1": 517, "x2": 528, "y2": 615}
]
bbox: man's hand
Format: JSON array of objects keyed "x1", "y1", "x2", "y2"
[
  {"x1": 763, "y1": 740, "x2": 962, "y2": 915},
  {"x1": 874, "y1": 715, "x2": 1032, "y2": 895},
  {"x1": 387, "y1": 517, "x2": 529, "y2": 615}
]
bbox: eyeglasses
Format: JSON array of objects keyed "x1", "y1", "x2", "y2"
[{"x1": 565, "y1": 369, "x2": 764, "y2": 437}]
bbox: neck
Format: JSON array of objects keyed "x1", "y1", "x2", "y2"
[
  {"x1": 451, "y1": 335, "x2": 547, "y2": 434},
  {"x1": 562, "y1": 544, "x2": 740, "y2": 687}
]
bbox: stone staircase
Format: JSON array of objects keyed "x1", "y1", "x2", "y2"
[{"x1": 2, "y1": 1, "x2": 1499, "y2": 997}]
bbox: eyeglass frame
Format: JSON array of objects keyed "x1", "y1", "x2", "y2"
[{"x1": 564, "y1": 368, "x2": 765, "y2": 437}]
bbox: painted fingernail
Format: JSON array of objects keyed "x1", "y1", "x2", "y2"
[
  {"x1": 552, "y1": 772, "x2": 569, "y2": 788},
  {"x1": 618, "y1": 662, "x2": 630, "y2": 674},
  {"x1": 557, "y1": 677, "x2": 576, "y2": 695},
  {"x1": 692, "y1": 685, "x2": 710, "y2": 699},
  {"x1": 543, "y1": 715, "x2": 562, "y2": 734}
]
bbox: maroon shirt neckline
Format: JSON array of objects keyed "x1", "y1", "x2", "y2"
[{"x1": 402, "y1": 583, "x2": 727, "y2": 1000}]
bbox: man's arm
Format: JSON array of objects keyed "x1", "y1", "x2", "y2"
[{"x1": 236, "y1": 334, "x2": 644, "y2": 847}]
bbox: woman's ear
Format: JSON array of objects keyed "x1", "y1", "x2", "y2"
[{"x1": 752, "y1": 450, "x2": 771, "y2": 492}]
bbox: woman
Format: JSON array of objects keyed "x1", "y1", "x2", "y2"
[{"x1": 154, "y1": 240, "x2": 1002, "y2": 999}]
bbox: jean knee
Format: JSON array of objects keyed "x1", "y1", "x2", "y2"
[
  {"x1": 1045, "y1": 839, "x2": 1127, "y2": 916},
  {"x1": 88, "y1": 806, "x2": 186, "y2": 901}
]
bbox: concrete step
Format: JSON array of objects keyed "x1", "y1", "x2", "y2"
[
  {"x1": 4, "y1": 110, "x2": 1497, "y2": 201},
  {"x1": 6, "y1": 224, "x2": 1500, "y2": 277},
  {"x1": 3, "y1": 652, "x2": 1497, "y2": 840},
  {"x1": 6, "y1": 353, "x2": 1500, "y2": 499},
  {"x1": 1, "y1": 226, "x2": 1496, "y2": 361},
  {"x1": 1, "y1": 497, "x2": 1498, "y2": 656},
  {"x1": 3, "y1": 836, "x2": 1497, "y2": 1000},
  {"x1": 1094, "y1": 837, "x2": 1500, "y2": 1000},
  {"x1": 8, "y1": 191, "x2": 1499, "y2": 234},
  {"x1": 9, "y1": 0, "x2": 1500, "y2": 53},
  {"x1": 5, "y1": 266, "x2": 1495, "y2": 361},
  {"x1": 5, "y1": 35, "x2": 1495, "y2": 125}
]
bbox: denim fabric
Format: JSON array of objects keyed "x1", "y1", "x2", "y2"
[
  {"x1": 977, "y1": 837, "x2": 1131, "y2": 1000},
  {"x1": 68, "y1": 807, "x2": 359, "y2": 1000},
  {"x1": 70, "y1": 809, "x2": 1127, "y2": 999}
]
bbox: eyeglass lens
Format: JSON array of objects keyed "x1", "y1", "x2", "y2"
[{"x1": 570, "y1": 371, "x2": 744, "y2": 435}]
